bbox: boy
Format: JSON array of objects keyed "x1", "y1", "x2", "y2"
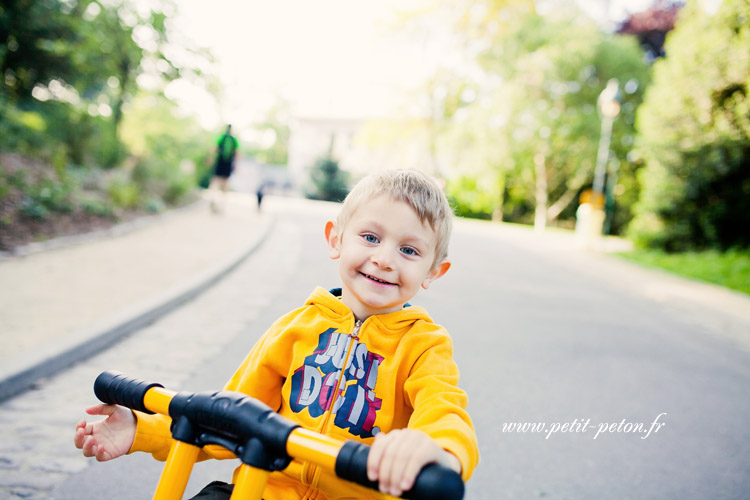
[{"x1": 75, "y1": 169, "x2": 479, "y2": 499}]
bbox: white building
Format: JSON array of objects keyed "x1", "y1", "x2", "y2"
[{"x1": 287, "y1": 114, "x2": 438, "y2": 192}]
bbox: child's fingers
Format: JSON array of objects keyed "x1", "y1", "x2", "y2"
[
  {"x1": 376, "y1": 431, "x2": 401, "y2": 492},
  {"x1": 368, "y1": 430, "x2": 452, "y2": 496},
  {"x1": 398, "y1": 441, "x2": 431, "y2": 492},
  {"x1": 80, "y1": 435, "x2": 98, "y2": 457},
  {"x1": 366, "y1": 432, "x2": 386, "y2": 481},
  {"x1": 85, "y1": 404, "x2": 116, "y2": 416},
  {"x1": 382, "y1": 429, "x2": 447, "y2": 495},
  {"x1": 73, "y1": 426, "x2": 85, "y2": 449},
  {"x1": 368, "y1": 431, "x2": 401, "y2": 487},
  {"x1": 386, "y1": 431, "x2": 428, "y2": 495},
  {"x1": 95, "y1": 444, "x2": 113, "y2": 462},
  {"x1": 74, "y1": 419, "x2": 94, "y2": 449},
  {"x1": 375, "y1": 430, "x2": 408, "y2": 495}
]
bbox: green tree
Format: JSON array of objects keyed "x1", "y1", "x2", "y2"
[
  {"x1": 0, "y1": 0, "x2": 80, "y2": 101},
  {"x1": 1, "y1": 0, "x2": 205, "y2": 166},
  {"x1": 0, "y1": 0, "x2": 81, "y2": 161},
  {"x1": 0, "y1": 0, "x2": 218, "y2": 243},
  {"x1": 120, "y1": 92, "x2": 212, "y2": 205},
  {"x1": 630, "y1": 0, "x2": 750, "y2": 250},
  {"x1": 244, "y1": 99, "x2": 291, "y2": 166},
  {"x1": 306, "y1": 155, "x2": 350, "y2": 203},
  {"x1": 444, "y1": 10, "x2": 649, "y2": 230},
  {"x1": 67, "y1": 0, "x2": 181, "y2": 165}
]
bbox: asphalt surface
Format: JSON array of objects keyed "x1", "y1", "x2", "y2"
[{"x1": 1, "y1": 195, "x2": 748, "y2": 499}]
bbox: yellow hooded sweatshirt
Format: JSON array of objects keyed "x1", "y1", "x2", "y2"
[{"x1": 130, "y1": 287, "x2": 479, "y2": 500}]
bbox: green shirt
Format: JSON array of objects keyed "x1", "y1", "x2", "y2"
[{"x1": 217, "y1": 133, "x2": 238, "y2": 162}]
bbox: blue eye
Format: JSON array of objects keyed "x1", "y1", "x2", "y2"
[
  {"x1": 363, "y1": 234, "x2": 379, "y2": 244},
  {"x1": 400, "y1": 246, "x2": 418, "y2": 256}
]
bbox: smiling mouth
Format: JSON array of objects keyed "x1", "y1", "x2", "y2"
[{"x1": 361, "y1": 272, "x2": 397, "y2": 286}]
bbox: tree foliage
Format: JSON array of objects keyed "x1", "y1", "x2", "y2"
[
  {"x1": 617, "y1": 1, "x2": 682, "y2": 59},
  {"x1": 121, "y1": 93, "x2": 214, "y2": 203},
  {"x1": 0, "y1": 0, "x2": 80, "y2": 101},
  {"x1": 244, "y1": 100, "x2": 291, "y2": 166},
  {"x1": 439, "y1": 9, "x2": 650, "y2": 231},
  {"x1": 306, "y1": 156, "x2": 350, "y2": 203},
  {"x1": 630, "y1": 0, "x2": 750, "y2": 250},
  {"x1": 0, "y1": 0, "x2": 216, "y2": 245},
  {"x1": 0, "y1": 0, "x2": 204, "y2": 166}
]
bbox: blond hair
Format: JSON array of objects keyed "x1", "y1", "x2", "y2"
[{"x1": 336, "y1": 169, "x2": 453, "y2": 268}]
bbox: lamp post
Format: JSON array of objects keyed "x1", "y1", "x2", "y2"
[
  {"x1": 592, "y1": 79, "x2": 622, "y2": 199},
  {"x1": 575, "y1": 78, "x2": 621, "y2": 249}
]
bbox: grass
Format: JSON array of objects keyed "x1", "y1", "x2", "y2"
[{"x1": 617, "y1": 248, "x2": 750, "y2": 295}]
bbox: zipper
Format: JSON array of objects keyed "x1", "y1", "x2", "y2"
[
  {"x1": 304, "y1": 318, "x2": 362, "y2": 487},
  {"x1": 321, "y1": 319, "x2": 361, "y2": 430}
]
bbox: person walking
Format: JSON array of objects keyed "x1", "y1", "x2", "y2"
[{"x1": 209, "y1": 124, "x2": 239, "y2": 213}]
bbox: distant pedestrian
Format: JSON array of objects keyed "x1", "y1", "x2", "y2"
[
  {"x1": 256, "y1": 181, "x2": 266, "y2": 212},
  {"x1": 209, "y1": 124, "x2": 238, "y2": 213}
]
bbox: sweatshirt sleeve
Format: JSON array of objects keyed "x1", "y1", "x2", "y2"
[
  {"x1": 403, "y1": 333, "x2": 479, "y2": 481},
  {"x1": 129, "y1": 307, "x2": 304, "y2": 459}
]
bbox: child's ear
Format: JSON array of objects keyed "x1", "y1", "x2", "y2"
[
  {"x1": 325, "y1": 220, "x2": 341, "y2": 259},
  {"x1": 421, "y1": 259, "x2": 451, "y2": 290}
]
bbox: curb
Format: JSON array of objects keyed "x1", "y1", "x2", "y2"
[{"x1": 0, "y1": 213, "x2": 276, "y2": 403}]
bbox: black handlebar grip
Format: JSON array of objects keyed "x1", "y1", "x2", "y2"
[
  {"x1": 94, "y1": 370, "x2": 164, "y2": 415},
  {"x1": 335, "y1": 441, "x2": 464, "y2": 500}
]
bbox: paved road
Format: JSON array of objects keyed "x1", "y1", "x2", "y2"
[{"x1": 2, "y1": 198, "x2": 748, "y2": 499}]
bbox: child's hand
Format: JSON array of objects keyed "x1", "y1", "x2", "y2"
[
  {"x1": 366, "y1": 428, "x2": 461, "y2": 497},
  {"x1": 74, "y1": 404, "x2": 136, "y2": 461}
]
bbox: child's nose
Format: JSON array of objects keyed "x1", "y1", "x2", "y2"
[{"x1": 370, "y1": 248, "x2": 394, "y2": 270}]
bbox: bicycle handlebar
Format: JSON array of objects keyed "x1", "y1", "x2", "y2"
[
  {"x1": 335, "y1": 440, "x2": 464, "y2": 500},
  {"x1": 94, "y1": 370, "x2": 164, "y2": 414},
  {"x1": 93, "y1": 371, "x2": 464, "y2": 500}
]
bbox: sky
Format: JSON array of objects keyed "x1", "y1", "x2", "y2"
[
  {"x1": 171, "y1": 0, "x2": 442, "y2": 134},
  {"x1": 169, "y1": 0, "x2": 671, "y2": 137}
]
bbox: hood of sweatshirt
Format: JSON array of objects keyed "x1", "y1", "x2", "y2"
[{"x1": 304, "y1": 286, "x2": 436, "y2": 335}]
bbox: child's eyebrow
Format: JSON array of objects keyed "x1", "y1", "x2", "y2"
[{"x1": 402, "y1": 235, "x2": 432, "y2": 251}]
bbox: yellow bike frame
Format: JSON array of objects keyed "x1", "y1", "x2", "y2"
[{"x1": 92, "y1": 371, "x2": 464, "y2": 500}]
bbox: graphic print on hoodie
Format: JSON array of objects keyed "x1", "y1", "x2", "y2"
[{"x1": 289, "y1": 328, "x2": 384, "y2": 438}]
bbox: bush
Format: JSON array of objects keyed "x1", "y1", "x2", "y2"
[
  {"x1": 306, "y1": 156, "x2": 349, "y2": 202},
  {"x1": 120, "y1": 93, "x2": 212, "y2": 199},
  {"x1": 11, "y1": 164, "x2": 78, "y2": 220},
  {"x1": 163, "y1": 174, "x2": 194, "y2": 205},
  {"x1": 79, "y1": 193, "x2": 115, "y2": 218},
  {"x1": 630, "y1": 0, "x2": 750, "y2": 250},
  {"x1": 0, "y1": 96, "x2": 124, "y2": 169},
  {"x1": 130, "y1": 155, "x2": 195, "y2": 207},
  {"x1": 19, "y1": 197, "x2": 50, "y2": 220},
  {"x1": 107, "y1": 175, "x2": 140, "y2": 209},
  {"x1": 446, "y1": 176, "x2": 497, "y2": 220},
  {"x1": 0, "y1": 96, "x2": 48, "y2": 155},
  {"x1": 144, "y1": 197, "x2": 166, "y2": 214}
]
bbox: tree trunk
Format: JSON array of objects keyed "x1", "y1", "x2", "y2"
[
  {"x1": 492, "y1": 171, "x2": 506, "y2": 222},
  {"x1": 546, "y1": 176, "x2": 586, "y2": 222},
  {"x1": 534, "y1": 153, "x2": 548, "y2": 232}
]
